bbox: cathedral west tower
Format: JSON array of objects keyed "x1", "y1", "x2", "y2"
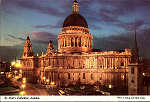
[
  {"x1": 58, "y1": 0, "x2": 93, "y2": 53},
  {"x1": 22, "y1": 34, "x2": 34, "y2": 58}
]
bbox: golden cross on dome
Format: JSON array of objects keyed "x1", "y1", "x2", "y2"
[{"x1": 72, "y1": 0, "x2": 79, "y2": 14}]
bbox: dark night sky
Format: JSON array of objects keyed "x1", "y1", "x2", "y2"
[{"x1": 0, "y1": 0, "x2": 150, "y2": 61}]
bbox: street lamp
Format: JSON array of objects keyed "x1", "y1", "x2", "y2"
[
  {"x1": 50, "y1": 81, "x2": 55, "y2": 90},
  {"x1": 19, "y1": 91, "x2": 25, "y2": 96},
  {"x1": 19, "y1": 70, "x2": 22, "y2": 73},
  {"x1": 50, "y1": 81, "x2": 55, "y2": 85},
  {"x1": 43, "y1": 77, "x2": 46, "y2": 85},
  {"x1": 22, "y1": 79, "x2": 26, "y2": 84},
  {"x1": 23, "y1": 77, "x2": 26, "y2": 81},
  {"x1": 143, "y1": 73, "x2": 145, "y2": 76},
  {"x1": 21, "y1": 84, "x2": 26, "y2": 89},
  {"x1": 15, "y1": 76, "x2": 19, "y2": 79},
  {"x1": 46, "y1": 79, "x2": 49, "y2": 85},
  {"x1": 11, "y1": 61, "x2": 15, "y2": 66},
  {"x1": 109, "y1": 84, "x2": 112, "y2": 89},
  {"x1": 43, "y1": 77, "x2": 46, "y2": 80},
  {"x1": 7, "y1": 72, "x2": 12, "y2": 78}
]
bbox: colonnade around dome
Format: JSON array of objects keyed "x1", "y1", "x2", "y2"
[{"x1": 58, "y1": 26, "x2": 92, "y2": 53}]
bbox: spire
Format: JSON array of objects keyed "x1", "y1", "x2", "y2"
[
  {"x1": 72, "y1": 0, "x2": 79, "y2": 14},
  {"x1": 134, "y1": 29, "x2": 138, "y2": 52},
  {"x1": 46, "y1": 40, "x2": 55, "y2": 55},
  {"x1": 22, "y1": 33, "x2": 34, "y2": 58},
  {"x1": 27, "y1": 33, "x2": 30, "y2": 40},
  {"x1": 131, "y1": 28, "x2": 139, "y2": 63}
]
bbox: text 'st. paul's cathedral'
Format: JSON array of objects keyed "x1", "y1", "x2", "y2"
[{"x1": 20, "y1": 0, "x2": 136, "y2": 94}]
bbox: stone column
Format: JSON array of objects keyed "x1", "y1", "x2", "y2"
[
  {"x1": 126, "y1": 58, "x2": 128, "y2": 68},
  {"x1": 109, "y1": 57, "x2": 111, "y2": 69},
  {"x1": 62, "y1": 38, "x2": 63, "y2": 47},
  {"x1": 111, "y1": 57, "x2": 112, "y2": 69},
  {"x1": 83, "y1": 37, "x2": 85, "y2": 47},
  {"x1": 102, "y1": 58, "x2": 104, "y2": 69},
  {"x1": 114, "y1": 57, "x2": 116, "y2": 69},
  {"x1": 71, "y1": 37, "x2": 73, "y2": 47},
  {"x1": 90, "y1": 38, "x2": 92, "y2": 48},
  {"x1": 82, "y1": 37, "x2": 84, "y2": 47},
  {"x1": 109, "y1": 57, "x2": 112, "y2": 68},
  {"x1": 64, "y1": 38, "x2": 66, "y2": 47},
  {"x1": 59, "y1": 39, "x2": 60, "y2": 48},
  {"x1": 104, "y1": 57, "x2": 106, "y2": 69},
  {"x1": 74, "y1": 37, "x2": 75, "y2": 47},
  {"x1": 112, "y1": 57, "x2": 114, "y2": 69},
  {"x1": 66, "y1": 37, "x2": 68, "y2": 47},
  {"x1": 108, "y1": 57, "x2": 110, "y2": 68},
  {"x1": 84, "y1": 37, "x2": 86, "y2": 47},
  {"x1": 86, "y1": 37, "x2": 88, "y2": 47},
  {"x1": 77, "y1": 37, "x2": 79, "y2": 47},
  {"x1": 60, "y1": 39, "x2": 62, "y2": 48},
  {"x1": 88, "y1": 38, "x2": 90, "y2": 48},
  {"x1": 105, "y1": 57, "x2": 107, "y2": 69},
  {"x1": 59, "y1": 39, "x2": 61, "y2": 48},
  {"x1": 69, "y1": 37, "x2": 71, "y2": 47},
  {"x1": 87, "y1": 37, "x2": 88, "y2": 47}
]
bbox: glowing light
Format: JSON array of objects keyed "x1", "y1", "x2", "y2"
[
  {"x1": 50, "y1": 82, "x2": 55, "y2": 85},
  {"x1": 23, "y1": 77, "x2": 26, "y2": 81},
  {"x1": 19, "y1": 70, "x2": 22, "y2": 73},
  {"x1": 14, "y1": 70, "x2": 18, "y2": 73},
  {"x1": 11, "y1": 62, "x2": 15, "y2": 66},
  {"x1": 22, "y1": 77, "x2": 26, "y2": 83},
  {"x1": 21, "y1": 84, "x2": 26, "y2": 89},
  {"x1": 46, "y1": 79, "x2": 49, "y2": 83},
  {"x1": 143, "y1": 73, "x2": 145, "y2": 76},
  {"x1": 15, "y1": 63, "x2": 21, "y2": 67},
  {"x1": 80, "y1": 85, "x2": 85, "y2": 90},
  {"x1": 15, "y1": 76, "x2": 19, "y2": 79},
  {"x1": 19, "y1": 91, "x2": 25, "y2": 95},
  {"x1": 109, "y1": 84, "x2": 112, "y2": 88},
  {"x1": 22, "y1": 80, "x2": 26, "y2": 84},
  {"x1": 0, "y1": 72, "x2": 4, "y2": 74},
  {"x1": 43, "y1": 77, "x2": 46, "y2": 80},
  {"x1": 121, "y1": 75, "x2": 125, "y2": 80},
  {"x1": 11, "y1": 60, "x2": 21, "y2": 68},
  {"x1": 8, "y1": 74, "x2": 11, "y2": 78}
]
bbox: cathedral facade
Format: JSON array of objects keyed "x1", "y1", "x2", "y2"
[{"x1": 20, "y1": 0, "x2": 132, "y2": 90}]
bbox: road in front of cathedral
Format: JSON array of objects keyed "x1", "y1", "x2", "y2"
[
  {"x1": 8, "y1": 77, "x2": 58, "y2": 95},
  {"x1": 24, "y1": 83, "x2": 49, "y2": 95}
]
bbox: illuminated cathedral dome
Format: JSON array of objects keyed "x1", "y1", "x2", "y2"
[
  {"x1": 58, "y1": 0, "x2": 93, "y2": 53},
  {"x1": 63, "y1": 13, "x2": 88, "y2": 28}
]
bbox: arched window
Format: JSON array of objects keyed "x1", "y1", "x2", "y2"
[
  {"x1": 68, "y1": 73, "x2": 70, "y2": 79},
  {"x1": 83, "y1": 73, "x2": 85, "y2": 79},
  {"x1": 121, "y1": 62, "x2": 124, "y2": 66},
  {"x1": 91, "y1": 74, "x2": 93, "y2": 80}
]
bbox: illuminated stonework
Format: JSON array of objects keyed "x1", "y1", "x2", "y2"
[
  {"x1": 58, "y1": 26, "x2": 92, "y2": 53},
  {"x1": 22, "y1": 34, "x2": 34, "y2": 58},
  {"x1": 20, "y1": 0, "x2": 132, "y2": 89}
]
